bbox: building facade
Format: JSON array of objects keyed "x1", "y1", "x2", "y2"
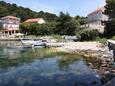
[
  {"x1": 24, "y1": 18, "x2": 45, "y2": 24},
  {"x1": 0, "y1": 16, "x2": 20, "y2": 35},
  {"x1": 86, "y1": 7, "x2": 108, "y2": 33}
]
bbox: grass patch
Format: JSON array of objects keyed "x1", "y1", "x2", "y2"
[{"x1": 95, "y1": 37, "x2": 108, "y2": 45}]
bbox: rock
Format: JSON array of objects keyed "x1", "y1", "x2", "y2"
[
  {"x1": 91, "y1": 80, "x2": 97, "y2": 85},
  {"x1": 87, "y1": 63, "x2": 92, "y2": 65},
  {"x1": 104, "y1": 71, "x2": 111, "y2": 75},
  {"x1": 111, "y1": 69, "x2": 115, "y2": 73},
  {"x1": 102, "y1": 73, "x2": 115, "y2": 86},
  {"x1": 102, "y1": 64, "x2": 108, "y2": 67}
]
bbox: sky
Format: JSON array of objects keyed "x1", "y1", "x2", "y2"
[{"x1": 2, "y1": 0, "x2": 106, "y2": 17}]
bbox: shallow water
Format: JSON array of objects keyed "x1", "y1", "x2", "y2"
[{"x1": 0, "y1": 41, "x2": 102, "y2": 86}]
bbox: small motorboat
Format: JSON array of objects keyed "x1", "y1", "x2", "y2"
[
  {"x1": 21, "y1": 39, "x2": 35, "y2": 45},
  {"x1": 34, "y1": 39, "x2": 46, "y2": 46},
  {"x1": 21, "y1": 39, "x2": 46, "y2": 47}
]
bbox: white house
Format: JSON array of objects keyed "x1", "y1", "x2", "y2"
[
  {"x1": 24, "y1": 18, "x2": 45, "y2": 24},
  {"x1": 0, "y1": 15, "x2": 20, "y2": 35},
  {"x1": 83, "y1": 7, "x2": 108, "y2": 33},
  {"x1": 87, "y1": 7, "x2": 108, "y2": 33}
]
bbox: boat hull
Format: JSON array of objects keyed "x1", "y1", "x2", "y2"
[
  {"x1": 21, "y1": 39, "x2": 46, "y2": 47},
  {"x1": 34, "y1": 43, "x2": 46, "y2": 46}
]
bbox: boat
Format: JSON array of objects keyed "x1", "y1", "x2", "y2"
[
  {"x1": 21, "y1": 39, "x2": 46, "y2": 46},
  {"x1": 21, "y1": 39, "x2": 35, "y2": 45},
  {"x1": 107, "y1": 40, "x2": 115, "y2": 50},
  {"x1": 34, "y1": 39, "x2": 46, "y2": 46}
]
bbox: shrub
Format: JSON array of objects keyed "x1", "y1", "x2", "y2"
[
  {"x1": 96, "y1": 37, "x2": 107, "y2": 45},
  {"x1": 112, "y1": 36, "x2": 115, "y2": 40},
  {"x1": 78, "y1": 29, "x2": 99, "y2": 41}
]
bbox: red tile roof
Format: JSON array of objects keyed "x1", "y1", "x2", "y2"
[
  {"x1": 88, "y1": 7, "x2": 105, "y2": 16},
  {"x1": 25, "y1": 18, "x2": 43, "y2": 23},
  {"x1": 1, "y1": 15, "x2": 20, "y2": 20}
]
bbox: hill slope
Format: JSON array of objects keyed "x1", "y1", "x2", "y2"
[{"x1": 0, "y1": 1, "x2": 58, "y2": 22}]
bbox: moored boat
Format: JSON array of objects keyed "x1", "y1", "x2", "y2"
[
  {"x1": 21, "y1": 39, "x2": 35, "y2": 45},
  {"x1": 21, "y1": 39, "x2": 46, "y2": 46},
  {"x1": 34, "y1": 39, "x2": 46, "y2": 46}
]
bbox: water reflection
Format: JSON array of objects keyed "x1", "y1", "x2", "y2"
[{"x1": 0, "y1": 41, "x2": 102, "y2": 86}]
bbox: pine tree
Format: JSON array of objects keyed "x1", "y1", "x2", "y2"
[{"x1": 104, "y1": 0, "x2": 115, "y2": 37}]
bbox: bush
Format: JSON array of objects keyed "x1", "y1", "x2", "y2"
[
  {"x1": 78, "y1": 29, "x2": 99, "y2": 41},
  {"x1": 20, "y1": 22, "x2": 57, "y2": 36},
  {"x1": 96, "y1": 37, "x2": 107, "y2": 45},
  {"x1": 112, "y1": 36, "x2": 115, "y2": 40}
]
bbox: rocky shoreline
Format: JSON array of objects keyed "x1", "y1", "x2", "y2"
[{"x1": 55, "y1": 42, "x2": 115, "y2": 85}]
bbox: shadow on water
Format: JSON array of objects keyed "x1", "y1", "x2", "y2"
[{"x1": 0, "y1": 41, "x2": 103, "y2": 86}]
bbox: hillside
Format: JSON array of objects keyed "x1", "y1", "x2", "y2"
[{"x1": 0, "y1": 1, "x2": 58, "y2": 22}]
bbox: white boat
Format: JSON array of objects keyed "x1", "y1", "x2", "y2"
[
  {"x1": 21, "y1": 39, "x2": 35, "y2": 45},
  {"x1": 34, "y1": 39, "x2": 46, "y2": 46},
  {"x1": 21, "y1": 39, "x2": 46, "y2": 46}
]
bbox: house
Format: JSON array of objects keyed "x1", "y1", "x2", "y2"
[
  {"x1": 24, "y1": 18, "x2": 45, "y2": 24},
  {"x1": 81, "y1": 7, "x2": 108, "y2": 33},
  {"x1": 87, "y1": 7, "x2": 108, "y2": 33},
  {"x1": 0, "y1": 15, "x2": 20, "y2": 35},
  {"x1": 88, "y1": 7, "x2": 108, "y2": 22}
]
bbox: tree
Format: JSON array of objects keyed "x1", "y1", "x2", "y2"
[
  {"x1": 20, "y1": 22, "x2": 57, "y2": 36},
  {"x1": 104, "y1": 0, "x2": 115, "y2": 37},
  {"x1": 0, "y1": 1, "x2": 58, "y2": 22},
  {"x1": 20, "y1": 23, "x2": 30, "y2": 35},
  {"x1": 75, "y1": 16, "x2": 87, "y2": 25},
  {"x1": 78, "y1": 30, "x2": 99, "y2": 41},
  {"x1": 55, "y1": 12, "x2": 79, "y2": 35}
]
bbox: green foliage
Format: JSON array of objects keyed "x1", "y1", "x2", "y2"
[
  {"x1": 35, "y1": 24, "x2": 51, "y2": 36},
  {"x1": 95, "y1": 37, "x2": 107, "y2": 45},
  {"x1": 55, "y1": 12, "x2": 80, "y2": 35},
  {"x1": 0, "y1": 1, "x2": 58, "y2": 22},
  {"x1": 20, "y1": 23, "x2": 30, "y2": 35},
  {"x1": 104, "y1": 0, "x2": 115, "y2": 37},
  {"x1": 111, "y1": 36, "x2": 115, "y2": 40},
  {"x1": 0, "y1": 1, "x2": 83, "y2": 36},
  {"x1": 20, "y1": 22, "x2": 57, "y2": 36},
  {"x1": 74, "y1": 16, "x2": 87, "y2": 25},
  {"x1": 105, "y1": 0, "x2": 115, "y2": 18},
  {"x1": 78, "y1": 29, "x2": 99, "y2": 41}
]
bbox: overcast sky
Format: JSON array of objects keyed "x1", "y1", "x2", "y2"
[{"x1": 2, "y1": 0, "x2": 106, "y2": 16}]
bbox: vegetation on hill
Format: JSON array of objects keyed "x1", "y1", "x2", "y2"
[
  {"x1": 104, "y1": 0, "x2": 115, "y2": 37},
  {"x1": 20, "y1": 12, "x2": 80, "y2": 36},
  {"x1": 54, "y1": 12, "x2": 80, "y2": 35},
  {"x1": 0, "y1": 1, "x2": 58, "y2": 22},
  {"x1": 0, "y1": 1, "x2": 87, "y2": 36},
  {"x1": 20, "y1": 22, "x2": 57, "y2": 36},
  {"x1": 74, "y1": 16, "x2": 87, "y2": 25}
]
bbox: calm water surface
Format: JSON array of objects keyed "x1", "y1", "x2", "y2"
[{"x1": 0, "y1": 41, "x2": 102, "y2": 86}]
